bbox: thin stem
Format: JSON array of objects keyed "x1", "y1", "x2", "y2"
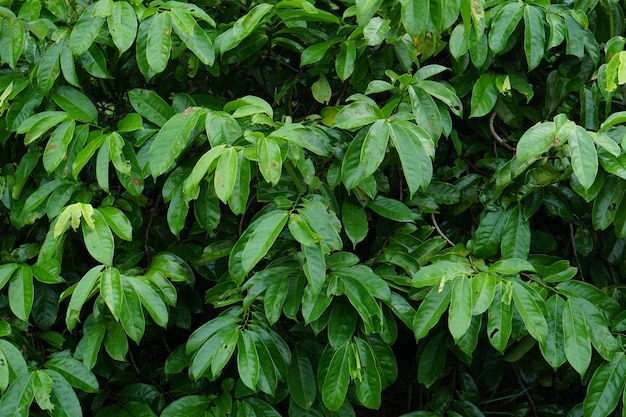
[
  {"x1": 431, "y1": 213, "x2": 455, "y2": 247},
  {"x1": 489, "y1": 112, "x2": 516, "y2": 153}
]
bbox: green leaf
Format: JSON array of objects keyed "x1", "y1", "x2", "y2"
[
  {"x1": 43, "y1": 120, "x2": 75, "y2": 173},
  {"x1": 148, "y1": 107, "x2": 204, "y2": 177},
  {"x1": 487, "y1": 282, "x2": 513, "y2": 354},
  {"x1": 128, "y1": 89, "x2": 174, "y2": 127},
  {"x1": 354, "y1": 337, "x2": 382, "y2": 409},
  {"x1": 417, "y1": 332, "x2": 447, "y2": 388},
  {"x1": 240, "y1": 210, "x2": 289, "y2": 274},
  {"x1": 413, "y1": 283, "x2": 452, "y2": 341},
  {"x1": 511, "y1": 280, "x2": 548, "y2": 343},
  {"x1": 119, "y1": 281, "x2": 145, "y2": 343},
  {"x1": 322, "y1": 343, "x2": 351, "y2": 411},
  {"x1": 237, "y1": 331, "x2": 260, "y2": 390},
  {"x1": 46, "y1": 357, "x2": 99, "y2": 393},
  {"x1": 562, "y1": 298, "x2": 592, "y2": 377},
  {"x1": 360, "y1": 119, "x2": 390, "y2": 178},
  {"x1": 78, "y1": 44, "x2": 113, "y2": 79},
  {"x1": 32, "y1": 370, "x2": 53, "y2": 411},
  {"x1": 489, "y1": 2, "x2": 524, "y2": 54},
  {"x1": 69, "y1": 4, "x2": 104, "y2": 55},
  {"x1": 301, "y1": 37, "x2": 342, "y2": 66},
  {"x1": 82, "y1": 210, "x2": 115, "y2": 265},
  {"x1": 108, "y1": 1, "x2": 137, "y2": 54},
  {"x1": 303, "y1": 242, "x2": 326, "y2": 295},
  {"x1": 0, "y1": 373, "x2": 33, "y2": 416},
  {"x1": 342, "y1": 200, "x2": 368, "y2": 248},
  {"x1": 171, "y1": 8, "x2": 215, "y2": 66},
  {"x1": 368, "y1": 196, "x2": 414, "y2": 223},
  {"x1": 327, "y1": 299, "x2": 358, "y2": 349},
  {"x1": 0, "y1": 18, "x2": 25, "y2": 70},
  {"x1": 66, "y1": 265, "x2": 104, "y2": 331},
  {"x1": 389, "y1": 121, "x2": 434, "y2": 196},
  {"x1": 160, "y1": 396, "x2": 211, "y2": 417},
  {"x1": 289, "y1": 213, "x2": 322, "y2": 246},
  {"x1": 539, "y1": 295, "x2": 567, "y2": 371},
  {"x1": 257, "y1": 136, "x2": 282, "y2": 186},
  {"x1": 448, "y1": 276, "x2": 473, "y2": 342},
  {"x1": 489, "y1": 258, "x2": 536, "y2": 274},
  {"x1": 583, "y1": 352, "x2": 626, "y2": 417},
  {"x1": 470, "y1": 273, "x2": 496, "y2": 315},
  {"x1": 409, "y1": 85, "x2": 443, "y2": 140},
  {"x1": 51, "y1": 86, "x2": 98, "y2": 124},
  {"x1": 524, "y1": 5, "x2": 546, "y2": 71},
  {"x1": 8, "y1": 265, "x2": 34, "y2": 322},
  {"x1": 514, "y1": 121, "x2": 558, "y2": 169},
  {"x1": 45, "y1": 370, "x2": 82, "y2": 417},
  {"x1": 287, "y1": 348, "x2": 317, "y2": 409},
  {"x1": 36, "y1": 42, "x2": 62, "y2": 94},
  {"x1": 568, "y1": 126, "x2": 598, "y2": 190},
  {"x1": 400, "y1": 0, "x2": 428, "y2": 37},
  {"x1": 100, "y1": 267, "x2": 123, "y2": 320},
  {"x1": 335, "y1": 40, "x2": 356, "y2": 81},
  {"x1": 312, "y1": 75, "x2": 332, "y2": 105},
  {"x1": 147, "y1": 12, "x2": 172, "y2": 73},
  {"x1": 470, "y1": 72, "x2": 498, "y2": 118},
  {"x1": 97, "y1": 206, "x2": 132, "y2": 241},
  {"x1": 501, "y1": 206, "x2": 530, "y2": 259},
  {"x1": 18, "y1": 111, "x2": 68, "y2": 145},
  {"x1": 214, "y1": 146, "x2": 237, "y2": 203}
]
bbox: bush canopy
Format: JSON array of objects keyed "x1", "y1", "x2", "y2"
[{"x1": 2, "y1": 0, "x2": 626, "y2": 416}]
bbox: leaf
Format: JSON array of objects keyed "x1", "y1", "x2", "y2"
[
  {"x1": 108, "y1": 1, "x2": 137, "y2": 54},
  {"x1": 322, "y1": 343, "x2": 351, "y2": 411},
  {"x1": 342, "y1": 200, "x2": 368, "y2": 248},
  {"x1": 69, "y1": 4, "x2": 104, "y2": 55},
  {"x1": 214, "y1": 146, "x2": 237, "y2": 203},
  {"x1": 470, "y1": 72, "x2": 498, "y2": 118},
  {"x1": 0, "y1": 18, "x2": 26, "y2": 70},
  {"x1": 51, "y1": 86, "x2": 98, "y2": 124},
  {"x1": 257, "y1": 136, "x2": 282, "y2": 186},
  {"x1": 312, "y1": 75, "x2": 332, "y2": 105},
  {"x1": 335, "y1": 40, "x2": 356, "y2": 81},
  {"x1": 148, "y1": 107, "x2": 204, "y2": 177},
  {"x1": 409, "y1": 85, "x2": 443, "y2": 140},
  {"x1": 240, "y1": 210, "x2": 289, "y2": 274},
  {"x1": 413, "y1": 284, "x2": 452, "y2": 341},
  {"x1": 417, "y1": 332, "x2": 447, "y2": 388},
  {"x1": 523, "y1": 5, "x2": 546, "y2": 71},
  {"x1": 511, "y1": 280, "x2": 548, "y2": 343},
  {"x1": 66, "y1": 265, "x2": 104, "y2": 331},
  {"x1": 128, "y1": 89, "x2": 174, "y2": 127},
  {"x1": 368, "y1": 196, "x2": 414, "y2": 223},
  {"x1": 538, "y1": 295, "x2": 567, "y2": 371},
  {"x1": 487, "y1": 282, "x2": 513, "y2": 354},
  {"x1": 583, "y1": 352, "x2": 626, "y2": 417},
  {"x1": 360, "y1": 119, "x2": 390, "y2": 178},
  {"x1": 8, "y1": 265, "x2": 34, "y2": 322},
  {"x1": 400, "y1": 0, "x2": 428, "y2": 37},
  {"x1": 0, "y1": 373, "x2": 33, "y2": 416},
  {"x1": 448, "y1": 276, "x2": 473, "y2": 342},
  {"x1": 160, "y1": 396, "x2": 211, "y2": 417},
  {"x1": 327, "y1": 299, "x2": 358, "y2": 349},
  {"x1": 389, "y1": 121, "x2": 434, "y2": 196},
  {"x1": 489, "y1": 2, "x2": 524, "y2": 54},
  {"x1": 171, "y1": 8, "x2": 215, "y2": 66},
  {"x1": 501, "y1": 206, "x2": 530, "y2": 260},
  {"x1": 97, "y1": 206, "x2": 132, "y2": 241},
  {"x1": 43, "y1": 120, "x2": 75, "y2": 173},
  {"x1": 119, "y1": 281, "x2": 145, "y2": 343},
  {"x1": 568, "y1": 126, "x2": 598, "y2": 190},
  {"x1": 488, "y1": 258, "x2": 536, "y2": 274},
  {"x1": 78, "y1": 44, "x2": 113, "y2": 79},
  {"x1": 514, "y1": 121, "x2": 557, "y2": 169},
  {"x1": 46, "y1": 357, "x2": 99, "y2": 393},
  {"x1": 354, "y1": 337, "x2": 382, "y2": 409},
  {"x1": 287, "y1": 348, "x2": 317, "y2": 409},
  {"x1": 32, "y1": 370, "x2": 53, "y2": 411},
  {"x1": 237, "y1": 331, "x2": 260, "y2": 390},
  {"x1": 100, "y1": 267, "x2": 123, "y2": 320},
  {"x1": 470, "y1": 273, "x2": 496, "y2": 315},
  {"x1": 36, "y1": 42, "x2": 62, "y2": 94},
  {"x1": 303, "y1": 242, "x2": 326, "y2": 295},
  {"x1": 562, "y1": 298, "x2": 592, "y2": 377},
  {"x1": 82, "y1": 210, "x2": 115, "y2": 265},
  {"x1": 146, "y1": 12, "x2": 172, "y2": 73}
]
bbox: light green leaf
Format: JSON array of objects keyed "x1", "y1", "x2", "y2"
[
  {"x1": 539, "y1": 295, "x2": 566, "y2": 371},
  {"x1": 501, "y1": 206, "x2": 530, "y2": 260},
  {"x1": 237, "y1": 331, "x2": 259, "y2": 390},
  {"x1": 146, "y1": 12, "x2": 172, "y2": 73},
  {"x1": 43, "y1": 120, "x2": 75, "y2": 173},
  {"x1": 413, "y1": 284, "x2": 452, "y2": 341},
  {"x1": 489, "y1": 2, "x2": 524, "y2": 54},
  {"x1": 159, "y1": 395, "x2": 211, "y2": 417},
  {"x1": 100, "y1": 267, "x2": 123, "y2": 320},
  {"x1": 400, "y1": 0, "x2": 428, "y2": 37},
  {"x1": 360, "y1": 119, "x2": 390, "y2": 178},
  {"x1": 448, "y1": 276, "x2": 473, "y2": 342},
  {"x1": 524, "y1": 5, "x2": 546, "y2": 71},
  {"x1": 470, "y1": 72, "x2": 498, "y2": 118},
  {"x1": 214, "y1": 147, "x2": 237, "y2": 203},
  {"x1": 322, "y1": 343, "x2": 351, "y2": 411},
  {"x1": 241, "y1": 210, "x2": 289, "y2": 274},
  {"x1": 562, "y1": 298, "x2": 591, "y2": 377},
  {"x1": 257, "y1": 136, "x2": 282, "y2": 186},
  {"x1": 46, "y1": 357, "x2": 99, "y2": 393},
  {"x1": 82, "y1": 210, "x2": 114, "y2": 265},
  {"x1": 97, "y1": 206, "x2": 132, "y2": 241},
  {"x1": 511, "y1": 280, "x2": 548, "y2": 343},
  {"x1": 8, "y1": 265, "x2": 34, "y2": 322},
  {"x1": 69, "y1": 4, "x2": 104, "y2": 55},
  {"x1": 568, "y1": 126, "x2": 598, "y2": 190},
  {"x1": 470, "y1": 272, "x2": 497, "y2": 315},
  {"x1": 334, "y1": 101, "x2": 383, "y2": 131},
  {"x1": 0, "y1": 18, "x2": 26, "y2": 70},
  {"x1": 148, "y1": 107, "x2": 204, "y2": 177},
  {"x1": 108, "y1": 1, "x2": 137, "y2": 54},
  {"x1": 342, "y1": 200, "x2": 368, "y2": 248},
  {"x1": 583, "y1": 352, "x2": 626, "y2": 417},
  {"x1": 171, "y1": 8, "x2": 215, "y2": 66},
  {"x1": 389, "y1": 121, "x2": 434, "y2": 196},
  {"x1": 368, "y1": 196, "x2": 414, "y2": 223}
]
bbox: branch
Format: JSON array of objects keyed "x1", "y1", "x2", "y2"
[
  {"x1": 431, "y1": 213, "x2": 455, "y2": 247},
  {"x1": 489, "y1": 112, "x2": 516, "y2": 153}
]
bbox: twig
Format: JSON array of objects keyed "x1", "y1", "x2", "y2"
[
  {"x1": 489, "y1": 112, "x2": 516, "y2": 153},
  {"x1": 144, "y1": 194, "x2": 161, "y2": 265},
  {"x1": 431, "y1": 213, "x2": 455, "y2": 247},
  {"x1": 512, "y1": 364, "x2": 538, "y2": 417},
  {"x1": 569, "y1": 223, "x2": 585, "y2": 281}
]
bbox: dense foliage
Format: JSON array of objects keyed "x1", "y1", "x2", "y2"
[{"x1": 4, "y1": 0, "x2": 626, "y2": 415}]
